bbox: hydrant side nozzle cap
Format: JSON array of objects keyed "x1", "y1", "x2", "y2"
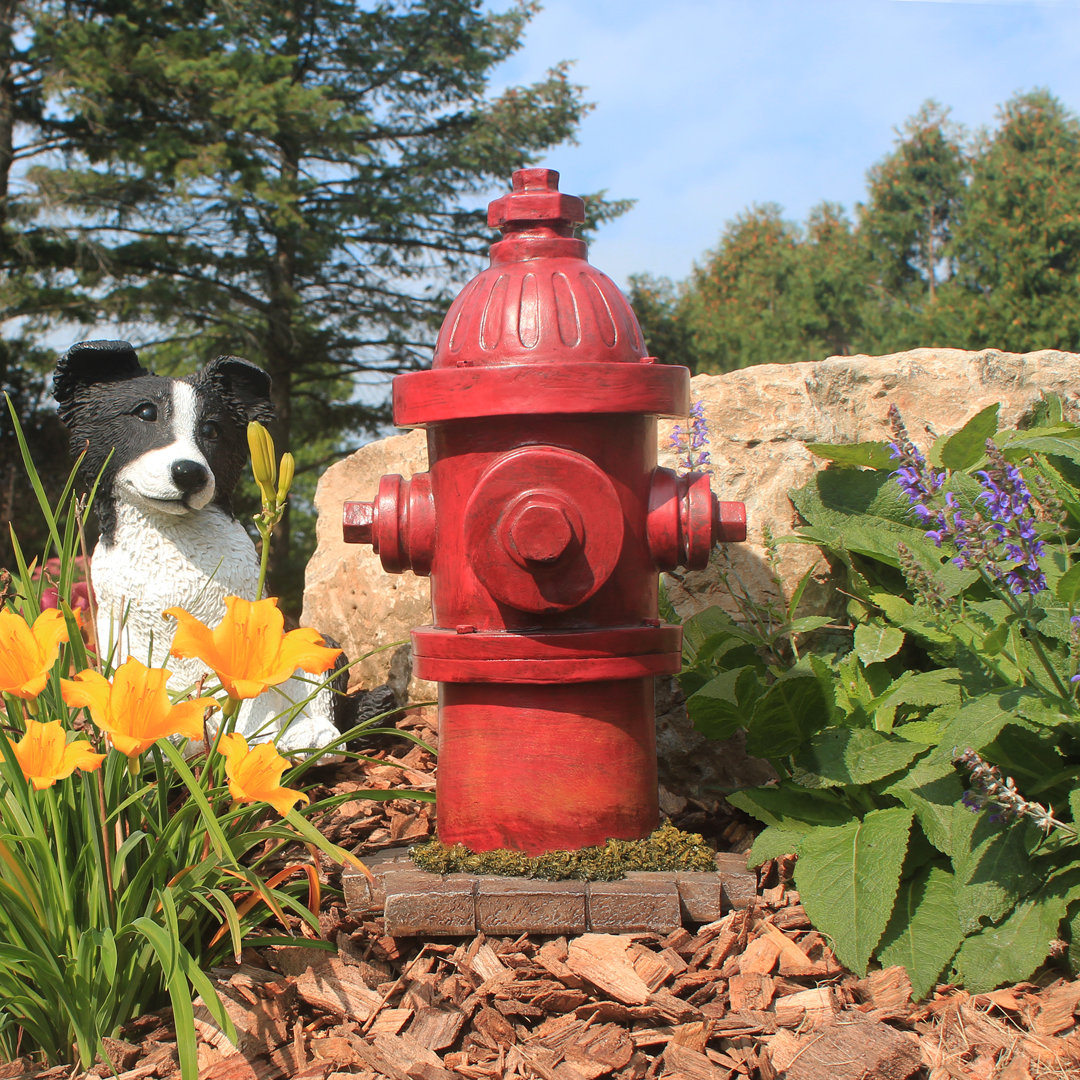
[
  {"x1": 715, "y1": 500, "x2": 748, "y2": 544},
  {"x1": 488, "y1": 168, "x2": 586, "y2": 233}
]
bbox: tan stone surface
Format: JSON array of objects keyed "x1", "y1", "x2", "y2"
[
  {"x1": 382, "y1": 870, "x2": 477, "y2": 937},
  {"x1": 303, "y1": 428, "x2": 432, "y2": 700},
  {"x1": 304, "y1": 348, "x2": 1080, "y2": 702}
]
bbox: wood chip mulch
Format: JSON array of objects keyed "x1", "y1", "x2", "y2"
[{"x1": 6, "y1": 707, "x2": 1080, "y2": 1080}]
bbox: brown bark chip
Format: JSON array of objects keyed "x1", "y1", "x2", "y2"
[
  {"x1": 565, "y1": 934, "x2": 653, "y2": 1005},
  {"x1": 766, "y1": 1019, "x2": 923, "y2": 1080}
]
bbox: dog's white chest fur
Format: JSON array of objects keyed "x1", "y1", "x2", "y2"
[{"x1": 92, "y1": 502, "x2": 258, "y2": 682}]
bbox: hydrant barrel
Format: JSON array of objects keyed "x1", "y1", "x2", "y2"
[{"x1": 344, "y1": 169, "x2": 745, "y2": 855}]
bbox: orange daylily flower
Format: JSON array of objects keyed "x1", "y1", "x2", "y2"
[
  {"x1": 0, "y1": 607, "x2": 77, "y2": 700},
  {"x1": 164, "y1": 595, "x2": 341, "y2": 701},
  {"x1": 217, "y1": 732, "x2": 310, "y2": 817},
  {"x1": 61, "y1": 657, "x2": 215, "y2": 757},
  {"x1": 11, "y1": 718, "x2": 105, "y2": 790}
]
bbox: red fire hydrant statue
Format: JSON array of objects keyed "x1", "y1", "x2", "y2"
[{"x1": 344, "y1": 169, "x2": 745, "y2": 855}]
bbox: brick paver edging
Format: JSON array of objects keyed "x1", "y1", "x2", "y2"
[{"x1": 343, "y1": 848, "x2": 755, "y2": 937}]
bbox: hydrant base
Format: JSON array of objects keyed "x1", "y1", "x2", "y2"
[{"x1": 435, "y1": 679, "x2": 660, "y2": 855}]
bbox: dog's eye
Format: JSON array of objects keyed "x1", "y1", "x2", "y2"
[
  {"x1": 199, "y1": 421, "x2": 220, "y2": 440},
  {"x1": 134, "y1": 403, "x2": 157, "y2": 422}
]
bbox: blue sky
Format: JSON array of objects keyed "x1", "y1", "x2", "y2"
[{"x1": 489, "y1": 0, "x2": 1080, "y2": 290}]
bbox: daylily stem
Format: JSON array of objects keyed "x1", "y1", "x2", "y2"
[{"x1": 255, "y1": 520, "x2": 272, "y2": 601}]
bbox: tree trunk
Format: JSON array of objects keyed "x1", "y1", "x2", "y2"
[{"x1": 0, "y1": 0, "x2": 18, "y2": 240}]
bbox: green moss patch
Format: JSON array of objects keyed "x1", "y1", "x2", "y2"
[{"x1": 409, "y1": 823, "x2": 717, "y2": 881}]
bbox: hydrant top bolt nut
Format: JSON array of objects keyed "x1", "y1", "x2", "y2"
[{"x1": 506, "y1": 500, "x2": 573, "y2": 564}]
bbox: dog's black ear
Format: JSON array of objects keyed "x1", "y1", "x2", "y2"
[
  {"x1": 53, "y1": 340, "x2": 147, "y2": 418},
  {"x1": 203, "y1": 356, "x2": 274, "y2": 424}
]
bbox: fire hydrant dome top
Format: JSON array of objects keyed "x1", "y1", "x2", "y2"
[{"x1": 431, "y1": 169, "x2": 648, "y2": 370}]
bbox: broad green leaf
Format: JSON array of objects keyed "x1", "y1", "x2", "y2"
[
  {"x1": 788, "y1": 615, "x2": 834, "y2": 635},
  {"x1": 854, "y1": 623, "x2": 906, "y2": 665},
  {"x1": 934, "y1": 691, "x2": 1029, "y2": 765},
  {"x1": 804, "y1": 441, "x2": 897, "y2": 471},
  {"x1": 681, "y1": 606, "x2": 740, "y2": 664},
  {"x1": 895, "y1": 717, "x2": 945, "y2": 745},
  {"x1": 1036, "y1": 457, "x2": 1080, "y2": 528},
  {"x1": 687, "y1": 666, "x2": 758, "y2": 741},
  {"x1": 745, "y1": 669, "x2": 829, "y2": 758},
  {"x1": 798, "y1": 520, "x2": 932, "y2": 569},
  {"x1": 980, "y1": 620, "x2": 1011, "y2": 657},
  {"x1": 1056, "y1": 562, "x2": 1080, "y2": 604},
  {"x1": 794, "y1": 807, "x2": 914, "y2": 977},
  {"x1": 748, "y1": 826, "x2": 808, "y2": 866},
  {"x1": 727, "y1": 785, "x2": 856, "y2": 830},
  {"x1": 791, "y1": 466, "x2": 928, "y2": 527},
  {"x1": 1007, "y1": 434, "x2": 1080, "y2": 465},
  {"x1": 870, "y1": 668, "x2": 962, "y2": 732},
  {"x1": 953, "y1": 815, "x2": 1040, "y2": 933},
  {"x1": 1027, "y1": 393, "x2": 1065, "y2": 427},
  {"x1": 1069, "y1": 899, "x2": 1080, "y2": 976},
  {"x1": 794, "y1": 728, "x2": 924, "y2": 788},
  {"x1": 1029, "y1": 603, "x2": 1077, "y2": 645},
  {"x1": 937, "y1": 403, "x2": 999, "y2": 470},
  {"x1": 877, "y1": 865, "x2": 963, "y2": 1000},
  {"x1": 882, "y1": 757, "x2": 966, "y2": 858},
  {"x1": 953, "y1": 870, "x2": 1080, "y2": 992},
  {"x1": 868, "y1": 590, "x2": 915, "y2": 624},
  {"x1": 982, "y1": 723, "x2": 1071, "y2": 796}
]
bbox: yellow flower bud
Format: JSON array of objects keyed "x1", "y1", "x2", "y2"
[
  {"x1": 247, "y1": 422, "x2": 277, "y2": 503},
  {"x1": 276, "y1": 452, "x2": 295, "y2": 504}
]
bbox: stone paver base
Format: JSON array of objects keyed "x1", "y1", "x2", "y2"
[{"x1": 343, "y1": 849, "x2": 754, "y2": 937}]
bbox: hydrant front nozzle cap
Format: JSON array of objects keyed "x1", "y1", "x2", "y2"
[{"x1": 488, "y1": 168, "x2": 586, "y2": 234}]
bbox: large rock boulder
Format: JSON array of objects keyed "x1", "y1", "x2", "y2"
[{"x1": 304, "y1": 348, "x2": 1080, "y2": 711}]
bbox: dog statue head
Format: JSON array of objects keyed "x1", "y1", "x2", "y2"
[{"x1": 54, "y1": 340, "x2": 274, "y2": 543}]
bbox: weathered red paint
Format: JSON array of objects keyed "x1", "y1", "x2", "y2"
[{"x1": 343, "y1": 168, "x2": 746, "y2": 854}]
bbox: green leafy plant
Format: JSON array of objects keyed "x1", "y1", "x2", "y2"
[
  {"x1": 683, "y1": 395, "x2": 1080, "y2": 997},
  {"x1": 0, "y1": 402, "x2": 425, "y2": 1076}
]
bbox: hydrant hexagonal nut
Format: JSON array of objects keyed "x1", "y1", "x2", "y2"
[
  {"x1": 506, "y1": 499, "x2": 574, "y2": 564},
  {"x1": 343, "y1": 500, "x2": 375, "y2": 545}
]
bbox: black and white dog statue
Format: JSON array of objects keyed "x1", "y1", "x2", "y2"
[{"x1": 53, "y1": 339, "x2": 343, "y2": 755}]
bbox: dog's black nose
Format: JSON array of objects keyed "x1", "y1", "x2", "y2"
[{"x1": 171, "y1": 459, "x2": 210, "y2": 494}]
